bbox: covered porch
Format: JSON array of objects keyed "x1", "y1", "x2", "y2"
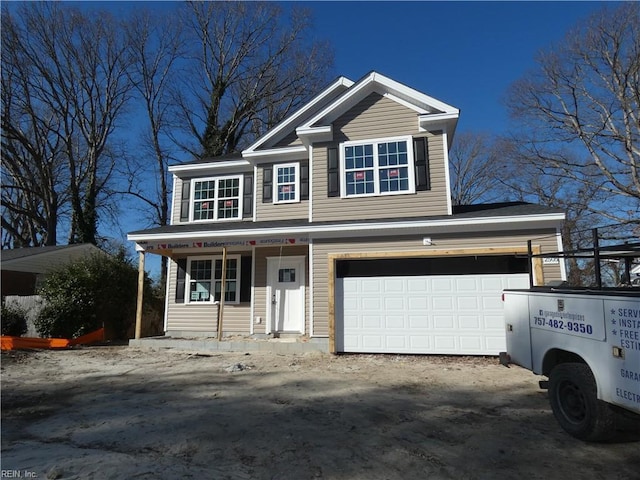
[{"x1": 128, "y1": 232, "x2": 313, "y2": 343}]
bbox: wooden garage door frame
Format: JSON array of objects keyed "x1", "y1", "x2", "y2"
[{"x1": 328, "y1": 246, "x2": 543, "y2": 353}]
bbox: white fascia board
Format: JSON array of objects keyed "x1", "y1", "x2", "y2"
[
  {"x1": 300, "y1": 71, "x2": 460, "y2": 130},
  {"x1": 300, "y1": 73, "x2": 375, "y2": 129},
  {"x1": 243, "y1": 76, "x2": 354, "y2": 154},
  {"x1": 418, "y1": 112, "x2": 460, "y2": 126},
  {"x1": 128, "y1": 213, "x2": 566, "y2": 243},
  {"x1": 372, "y1": 72, "x2": 458, "y2": 114},
  {"x1": 168, "y1": 159, "x2": 251, "y2": 175},
  {"x1": 419, "y1": 112, "x2": 460, "y2": 147},
  {"x1": 295, "y1": 125, "x2": 333, "y2": 143},
  {"x1": 242, "y1": 145, "x2": 308, "y2": 162}
]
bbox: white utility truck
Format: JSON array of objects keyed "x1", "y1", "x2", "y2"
[{"x1": 500, "y1": 230, "x2": 640, "y2": 441}]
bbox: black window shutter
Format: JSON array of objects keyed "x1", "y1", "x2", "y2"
[
  {"x1": 179, "y1": 180, "x2": 191, "y2": 221},
  {"x1": 327, "y1": 147, "x2": 340, "y2": 197},
  {"x1": 243, "y1": 174, "x2": 253, "y2": 218},
  {"x1": 262, "y1": 167, "x2": 273, "y2": 203},
  {"x1": 300, "y1": 164, "x2": 309, "y2": 200},
  {"x1": 175, "y1": 258, "x2": 187, "y2": 303},
  {"x1": 240, "y1": 256, "x2": 252, "y2": 302},
  {"x1": 413, "y1": 137, "x2": 430, "y2": 191}
]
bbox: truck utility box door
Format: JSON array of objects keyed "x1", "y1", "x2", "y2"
[{"x1": 504, "y1": 292, "x2": 533, "y2": 370}]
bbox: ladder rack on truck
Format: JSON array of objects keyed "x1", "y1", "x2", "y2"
[{"x1": 500, "y1": 228, "x2": 640, "y2": 441}]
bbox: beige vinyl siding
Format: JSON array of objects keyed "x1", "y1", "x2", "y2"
[
  {"x1": 311, "y1": 231, "x2": 561, "y2": 337},
  {"x1": 171, "y1": 178, "x2": 184, "y2": 224},
  {"x1": 255, "y1": 163, "x2": 309, "y2": 221},
  {"x1": 165, "y1": 254, "x2": 252, "y2": 334},
  {"x1": 331, "y1": 92, "x2": 418, "y2": 142},
  {"x1": 312, "y1": 132, "x2": 449, "y2": 222},
  {"x1": 252, "y1": 246, "x2": 310, "y2": 335},
  {"x1": 273, "y1": 130, "x2": 303, "y2": 148}
]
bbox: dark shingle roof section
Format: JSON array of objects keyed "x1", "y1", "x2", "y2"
[
  {"x1": 169, "y1": 151, "x2": 244, "y2": 168},
  {"x1": 128, "y1": 202, "x2": 563, "y2": 237},
  {"x1": 1, "y1": 244, "x2": 78, "y2": 261}
]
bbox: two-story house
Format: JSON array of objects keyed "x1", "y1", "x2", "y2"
[{"x1": 128, "y1": 71, "x2": 565, "y2": 355}]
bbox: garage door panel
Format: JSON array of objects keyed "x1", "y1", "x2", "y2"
[
  {"x1": 456, "y1": 277, "x2": 478, "y2": 291},
  {"x1": 408, "y1": 279, "x2": 428, "y2": 291},
  {"x1": 361, "y1": 279, "x2": 382, "y2": 293},
  {"x1": 387, "y1": 336, "x2": 407, "y2": 349},
  {"x1": 384, "y1": 278, "x2": 405, "y2": 292},
  {"x1": 408, "y1": 315, "x2": 429, "y2": 328},
  {"x1": 433, "y1": 297, "x2": 454, "y2": 310},
  {"x1": 434, "y1": 336, "x2": 456, "y2": 351},
  {"x1": 384, "y1": 297, "x2": 405, "y2": 310},
  {"x1": 432, "y1": 277, "x2": 454, "y2": 291},
  {"x1": 433, "y1": 315, "x2": 454, "y2": 328},
  {"x1": 459, "y1": 315, "x2": 480, "y2": 329},
  {"x1": 457, "y1": 296, "x2": 479, "y2": 310},
  {"x1": 338, "y1": 273, "x2": 529, "y2": 354},
  {"x1": 460, "y1": 336, "x2": 482, "y2": 351}
]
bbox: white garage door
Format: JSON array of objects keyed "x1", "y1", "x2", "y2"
[{"x1": 336, "y1": 273, "x2": 529, "y2": 355}]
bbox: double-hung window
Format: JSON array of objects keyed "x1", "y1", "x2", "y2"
[
  {"x1": 341, "y1": 136, "x2": 414, "y2": 197},
  {"x1": 273, "y1": 163, "x2": 299, "y2": 203},
  {"x1": 191, "y1": 175, "x2": 243, "y2": 221},
  {"x1": 186, "y1": 255, "x2": 240, "y2": 304}
]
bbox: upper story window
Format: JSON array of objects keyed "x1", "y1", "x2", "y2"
[
  {"x1": 191, "y1": 175, "x2": 243, "y2": 221},
  {"x1": 262, "y1": 162, "x2": 308, "y2": 204},
  {"x1": 340, "y1": 136, "x2": 415, "y2": 198},
  {"x1": 186, "y1": 255, "x2": 240, "y2": 304},
  {"x1": 274, "y1": 163, "x2": 300, "y2": 203}
]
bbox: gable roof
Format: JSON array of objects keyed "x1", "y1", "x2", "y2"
[
  {"x1": 1, "y1": 244, "x2": 104, "y2": 274},
  {"x1": 296, "y1": 71, "x2": 459, "y2": 147},
  {"x1": 242, "y1": 76, "x2": 354, "y2": 156},
  {"x1": 172, "y1": 71, "x2": 460, "y2": 168}
]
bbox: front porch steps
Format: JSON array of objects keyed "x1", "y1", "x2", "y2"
[{"x1": 129, "y1": 335, "x2": 329, "y2": 355}]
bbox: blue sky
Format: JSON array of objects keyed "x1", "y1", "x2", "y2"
[
  {"x1": 306, "y1": 1, "x2": 611, "y2": 134},
  {"x1": 57, "y1": 1, "x2": 617, "y2": 278}
]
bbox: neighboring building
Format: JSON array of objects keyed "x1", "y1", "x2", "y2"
[
  {"x1": 1, "y1": 244, "x2": 103, "y2": 296},
  {"x1": 128, "y1": 71, "x2": 565, "y2": 355}
]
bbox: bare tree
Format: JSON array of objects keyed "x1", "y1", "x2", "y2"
[
  {"x1": 448, "y1": 132, "x2": 504, "y2": 205},
  {"x1": 1, "y1": 3, "x2": 134, "y2": 246},
  {"x1": 173, "y1": 1, "x2": 334, "y2": 158},
  {"x1": 124, "y1": 10, "x2": 186, "y2": 286},
  {"x1": 1, "y1": 8, "x2": 68, "y2": 247},
  {"x1": 506, "y1": 2, "x2": 640, "y2": 225}
]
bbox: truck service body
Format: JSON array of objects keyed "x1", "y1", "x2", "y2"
[{"x1": 501, "y1": 230, "x2": 640, "y2": 441}]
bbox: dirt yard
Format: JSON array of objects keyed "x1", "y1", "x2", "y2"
[{"x1": 1, "y1": 346, "x2": 638, "y2": 480}]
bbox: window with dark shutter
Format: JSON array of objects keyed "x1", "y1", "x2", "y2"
[
  {"x1": 327, "y1": 147, "x2": 339, "y2": 197},
  {"x1": 175, "y1": 258, "x2": 187, "y2": 303},
  {"x1": 413, "y1": 137, "x2": 430, "y2": 191},
  {"x1": 300, "y1": 164, "x2": 309, "y2": 200},
  {"x1": 179, "y1": 181, "x2": 191, "y2": 222},
  {"x1": 262, "y1": 167, "x2": 273, "y2": 203},
  {"x1": 243, "y1": 174, "x2": 253, "y2": 218},
  {"x1": 240, "y1": 256, "x2": 252, "y2": 302}
]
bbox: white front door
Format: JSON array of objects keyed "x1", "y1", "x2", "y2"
[{"x1": 267, "y1": 256, "x2": 305, "y2": 333}]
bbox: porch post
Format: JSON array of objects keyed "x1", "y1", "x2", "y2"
[
  {"x1": 217, "y1": 247, "x2": 227, "y2": 341},
  {"x1": 134, "y1": 249, "x2": 145, "y2": 340}
]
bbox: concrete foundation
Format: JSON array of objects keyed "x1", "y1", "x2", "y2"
[{"x1": 129, "y1": 335, "x2": 330, "y2": 355}]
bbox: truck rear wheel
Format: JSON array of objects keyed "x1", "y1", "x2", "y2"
[{"x1": 548, "y1": 362, "x2": 615, "y2": 442}]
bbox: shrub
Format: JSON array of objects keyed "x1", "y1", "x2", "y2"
[
  {"x1": 1, "y1": 302, "x2": 29, "y2": 337},
  {"x1": 35, "y1": 249, "x2": 151, "y2": 339}
]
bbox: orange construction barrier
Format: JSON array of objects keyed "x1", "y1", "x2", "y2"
[{"x1": 0, "y1": 327, "x2": 105, "y2": 351}]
